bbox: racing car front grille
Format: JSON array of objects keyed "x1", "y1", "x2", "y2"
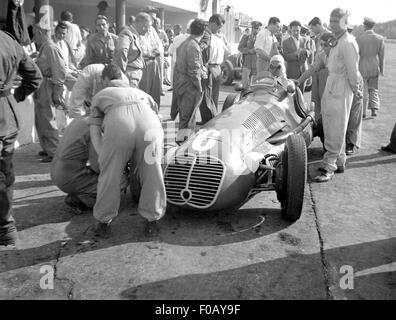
[{"x1": 164, "y1": 154, "x2": 225, "y2": 209}]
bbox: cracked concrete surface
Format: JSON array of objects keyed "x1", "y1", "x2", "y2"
[{"x1": 0, "y1": 44, "x2": 395, "y2": 300}]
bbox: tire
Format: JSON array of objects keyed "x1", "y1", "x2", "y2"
[
  {"x1": 221, "y1": 60, "x2": 234, "y2": 85},
  {"x1": 222, "y1": 93, "x2": 239, "y2": 112},
  {"x1": 279, "y1": 134, "x2": 307, "y2": 222}
]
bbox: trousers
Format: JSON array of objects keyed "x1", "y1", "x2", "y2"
[
  {"x1": 321, "y1": 75, "x2": 353, "y2": 172},
  {"x1": 0, "y1": 132, "x2": 17, "y2": 243},
  {"x1": 94, "y1": 104, "x2": 166, "y2": 223}
]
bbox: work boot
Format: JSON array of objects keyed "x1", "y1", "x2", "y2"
[
  {"x1": 91, "y1": 220, "x2": 112, "y2": 239},
  {"x1": 381, "y1": 144, "x2": 396, "y2": 154},
  {"x1": 64, "y1": 194, "x2": 90, "y2": 215},
  {"x1": 346, "y1": 144, "x2": 356, "y2": 156},
  {"x1": 144, "y1": 220, "x2": 159, "y2": 238},
  {"x1": 314, "y1": 170, "x2": 334, "y2": 183},
  {"x1": 318, "y1": 166, "x2": 344, "y2": 174},
  {"x1": 0, "y1": 223, "x2": 18, "y2": 247},
  {"x1": 371, "y1": 109, "x2": 377, "y2": 117}
]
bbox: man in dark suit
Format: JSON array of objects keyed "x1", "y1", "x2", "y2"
[
  {"x1": 0, "y1": 30, "x2": 42, "y2": 247},
  {"x1": 356, "y1": 17, "x2": 385, "y2": 117},
  {"x1": 172, "y1": 19, "x2": 207, "y2": 143},
  {"x1": 282, "y1": 20, "x2": 314, "y2": 90}
]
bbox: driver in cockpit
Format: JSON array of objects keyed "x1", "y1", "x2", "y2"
[{"x1": 268, "y1": 55, "x2": 296, "y2": 94}]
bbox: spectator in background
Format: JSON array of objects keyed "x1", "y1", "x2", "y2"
[
  {"x1": 238, "y1": 20, "x2": 262, "y2": 87},
  {"x1": 356, "y1": 17, "x2": 385, "y2": 118},
  {"x1": 6, "y1": 0, "x2": 30, "y2": 47},
  {"x1": 60, "y1": 11, "x2": 82, "y2": 60},
  {"x1": 172, "y1": 19, "x2": 207, "y2": 143},
  {"x1": 199, "y1": 14, "x2": 228, "y2": 124},
  {"x1": 33, "y1": 23, "x2": 68, "y2": 163},
  {"x1": 80, "y1": 15, "x2": 117, "y2": 68},
  {"x1": 234, "y1": 19, "x2": 243, "y2": 42},
  {"x1": 168, "y1": 20, "x2": 192, "y2": 95},
  {"x1": 139, "y1": 7, "x2": 164, "y2": 107},
  {"x1": 254, "y1": 17, "x2": 281, "y2": 78},
  {"x1": 153, "y1": 17, "x2": 170, "y2": 89},
  {"x1": 97, "y1": 0, "x2": 109, "y2": 16},
  {"x1": 74, "y1": 26, "x2": 90, "y2": 66},
  {"x1": 114, "y1": 13, "x2": 147, "y2": 87},
  {"x1": 308, "y1": 17, "x2": 329, "y2": 57},
  {"x1": 282, "y1": 20, "x2": 314, "y2": 91},
  {"x1": 173, "y1": 24, "x2": 182, "y2": 37}
]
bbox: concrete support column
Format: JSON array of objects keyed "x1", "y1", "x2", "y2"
[
  {"x1": 212, "y1": 0, "x2": 219, "y2": 14},
  {"x1": 116, "y1": 0, "x2": 126, "y2": 34},
  {"x1": 157, "y1": 7, "x2": 165, "y2": 28}
]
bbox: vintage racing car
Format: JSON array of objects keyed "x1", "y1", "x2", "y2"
[{"x1": 164, "y1": 77, "x2": 315, "y2": 222}]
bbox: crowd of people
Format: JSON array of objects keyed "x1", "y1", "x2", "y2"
[
  {"x1": 0, "y1": 0, "x2": 394, "y2": 248},
  {"x1": 237, "y1": 10, "x2": 387, "y2": 182}
]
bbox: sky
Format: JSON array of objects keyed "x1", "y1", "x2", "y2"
[{"x1": 224, "y1": 0, "x2": 396, "y2": 26}]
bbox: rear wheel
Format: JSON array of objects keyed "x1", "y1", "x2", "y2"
[
  {"x1": 221, "y1": 60, "x2": 234, "y2": 85},
  {"x1": 277, "y1": 134, "x2": 307, "y2": 222}
]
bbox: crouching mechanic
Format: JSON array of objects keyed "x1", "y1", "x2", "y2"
[
  {"x1": 50, "y1": 117, "x2": 100, "y2": 214},
  {"x1": 88, "y1": 63, "x2": 166, "y2": 237}
]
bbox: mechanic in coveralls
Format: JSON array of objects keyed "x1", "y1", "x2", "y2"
[
  {"x1": 67, "y1": 63, "x2": 129, "y2": 119},
  {"x1": 33, "y1": 24, "x2": 68, "y2": 163},
  {"x1": 314, "y1": 8, "x2": 362, "y2": 183},
  {"x1": 88, "y1": 64, "x2": 166, "y2": 238},
  {"x1": 50, "y1": 117, "x2": 99, "y2": 214},
  {"x1": 0, "y1": 30, "x2": 42, "y2": 247}
]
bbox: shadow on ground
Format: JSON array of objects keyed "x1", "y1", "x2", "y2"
[{"x1": 119, "y1": 237, "x2": 396, "y2": 300}]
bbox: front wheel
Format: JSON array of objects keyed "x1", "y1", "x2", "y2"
[{"x1": 279, "y1": 134, "x2": 307, "y2": 222}]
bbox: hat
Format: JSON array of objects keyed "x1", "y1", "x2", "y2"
[
  {"x1": 363, "y1": 17, "x2": 376, "y2": 25},
  {"x1": 346, "y1": 23, "x2": 354, "y2": 30},
  {"x1": 301, "y1": 24, "x2": 310, "y2": 31}
]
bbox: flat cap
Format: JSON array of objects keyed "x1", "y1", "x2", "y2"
[{"x1": 363, "y1": 17, "x2": 376, "y2": 25}]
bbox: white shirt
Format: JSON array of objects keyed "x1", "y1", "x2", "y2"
[
  {"x1": 209, "y1": 33, "x2": 230, "y2": 64},
  {"x1": 139, "y1": 26, "x2": 164, "y2": 56},
  {"x1": 169, "y1": 33, "x2": 189, "y2": 62},
  {"x1": 254, "y1": 28, "x2": 278, "y2": 56},
  {"x1": 64, "y1": 21, "x2": 82, "y2": 51}
]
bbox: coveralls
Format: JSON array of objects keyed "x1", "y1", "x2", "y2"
[
  {"x1": 67, "y1": 64, "x2": 129, "y2": 118},
  {"x1": 34, "y1": 39, "x2": 67, "y2": 157},
  {"x1": 321, "y1": 31, "x2": 360, "y2": 172},
  {"x1": 89, "y1": 80, "x2": 166, "y2": 223},
  {"x1": 50, "y1": 117, "x2": 99, "y2": 208},
  {"x1": 0, "y1": 30, "x2": 42, "y2": 245}
]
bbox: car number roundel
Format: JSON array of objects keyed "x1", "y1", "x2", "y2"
[{"x1": 192, "y1": 129, "x2": 220, "y2": 152}]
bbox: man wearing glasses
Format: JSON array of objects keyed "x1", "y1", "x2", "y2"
[{"x1": 312, "y1": 8, "x2": 361, "y2": 183}]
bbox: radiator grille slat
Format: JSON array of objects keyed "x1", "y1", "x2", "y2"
[{"x1": 164, "y1": 153, "x2": 225, "y2": 209}]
